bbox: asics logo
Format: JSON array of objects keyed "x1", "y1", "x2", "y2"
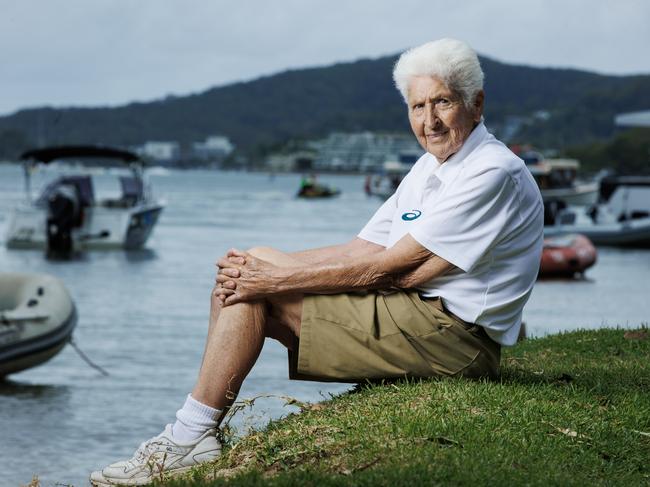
[{"x1": 401, "y1": 210, "x2": 422, "y2": 221}]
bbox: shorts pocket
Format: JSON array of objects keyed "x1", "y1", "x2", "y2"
[
  {"x1": 381, "y1": 292, "x2": 455, "y2": 337},
  {"x1": 406, "y1": 325, "x2": 481, "y2": 377}
]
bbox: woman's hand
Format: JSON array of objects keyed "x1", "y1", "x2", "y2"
[{"x1": 215, "y1": 248, "x2": 288, "y2": 306}]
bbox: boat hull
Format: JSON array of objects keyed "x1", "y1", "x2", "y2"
[
  {"x1": 540, "y1": 182, "x2": 599, "y2": 206},
  {"x1": 544, "y1": 218, "x2": 650, "y2": 248},
  {"x1": 5, "y1": 203, "x2": 163, "y2": 251},
  {"x1": 539, "y1": 234, "x2": 597, "y2": 277},
  {"x1": 296, "y1": 186, "x2": 341, "y2": 198},
  {"x1": 0, "y1": 273, "x2": 77, "y2": 377}
]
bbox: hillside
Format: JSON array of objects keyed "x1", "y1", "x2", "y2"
[{"x1": 0, "y1": 54, "x2": 649, "y2": 160}]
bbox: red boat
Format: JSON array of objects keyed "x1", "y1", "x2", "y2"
[{"x1": 539, "y1": 234, "x2": 597, "y2": 277}]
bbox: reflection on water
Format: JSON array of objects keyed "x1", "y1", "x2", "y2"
[
  {"x1": 0, "y1": 165, "x2": 648, "y2": 486},
  {"x1": 124, "y1": 248, "x2": 158, "y2": 262},
  {"x1": 0, "y1": 379, "x2": 70, "y2": 399},
  {"x1": 537, "y1": 274, "x2": 595, "y2": 284}
]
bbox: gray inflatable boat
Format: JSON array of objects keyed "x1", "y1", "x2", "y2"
[{"x1": 0, "y1": 273, "x2": 77, "y2": 377}]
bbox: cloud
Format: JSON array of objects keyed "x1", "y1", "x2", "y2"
[{"x1": 1, "y1": 0, "x2": 648, "y2": 115}]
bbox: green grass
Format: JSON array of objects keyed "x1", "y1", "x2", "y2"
[{"x1": 166, "y1": 328, "x2": 650, "y2": 486}]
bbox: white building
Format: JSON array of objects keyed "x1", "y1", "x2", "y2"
[
  {"x1": 192, "y1": 136, "x2": 234, "y2": 160},
  {"x1": 138, "y1": 141, "x2": 180, "y2": 162},
  {"x1": 313, "y1": 132, "x2": 422, "y2": 172},
  {"x1": 615, "y1": 110, "x2": 650, "y2": 128},
  {"x1": 266, "y1": 151, "x2": 316, "y2": 172}
]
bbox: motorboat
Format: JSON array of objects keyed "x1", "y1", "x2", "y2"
[
  {"x1": 5, "y1": 146, "x2": 165, "y2": 255},
  {"x1": 364, "y1": 160, "x2": 411, "y2": 200},
  {"x1": 0, "y1": 273, "x2": 77, "y2": 377},
  {"x1": 297, "y1": 185, "x2": 341, "y2": 198},
  {"x1": 544, "y1": 203, "x2": 650, "y2": 247},
  {"x1": 598, "y1": 175, "x2": 650, "y2": 217},
  {"x1": 544, "y1": 175, "x2": 650, "y2": 247},
  {"x1": 296, "y1": 175, "x2": 340, "y2": 199},
  {"x1": 526, "y1": 157, "x2": 598, "y2": 206},
  {"x1": 539, "y1": 234, "x2": 597, "y2": 277}
]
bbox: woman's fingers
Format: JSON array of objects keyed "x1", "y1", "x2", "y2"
[
  {"x1": 223, "y1": 294, "x2": 242, "y2": 306},
  {"x1": 227, "y1": 248, "x2": 249, "y2": 259},
  {"x1": 215, "y1": 278, "x2": 236, "y2": 290},
  {"x1": 217, "y1": 267, "x2": 240, "y2": 278},
  {"x1": 216, "y1": 258, "x2": 242, "y2": 273},
  {"x1": 216, "y1": 273, "x2": 236, "y2": 286}
]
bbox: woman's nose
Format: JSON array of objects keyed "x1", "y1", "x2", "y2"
[{"x1": 425, "y1": 105, "x2": 440, "y2": 128}]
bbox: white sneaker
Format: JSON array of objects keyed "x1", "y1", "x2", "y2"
[{"x1": 89, "y1": 424, "x2": 221, "y2": 486}]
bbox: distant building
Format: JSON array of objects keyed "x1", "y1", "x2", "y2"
[
  {"x1": 138, "y1": 141, "x2": 180, "y2": 163},
  {"x1": 266, "y1": 151, "x2": 316, "y2": 172},
  {"x1": 192, "y1": 136, "x2": 235, "y2": 161},
  {"x1": 615, "y1": 110, "x2": 650, "y2": 128},
  {"x1": 313, "y1": 132, "x2": 422, "y2": 172}
]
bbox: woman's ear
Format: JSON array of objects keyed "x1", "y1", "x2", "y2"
[{"x1": 473, "y1": 91, "x2": 485, "y2": 122}]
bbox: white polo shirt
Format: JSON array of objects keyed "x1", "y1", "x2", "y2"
[{"x1": 359, "y1": 123, "x2": 543, "y2": 346}]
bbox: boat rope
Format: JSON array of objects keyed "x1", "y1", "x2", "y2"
[{"x1": 69, "y1": 337, "x2": 109, "y2": 376}]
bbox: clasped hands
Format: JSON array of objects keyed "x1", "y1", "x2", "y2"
[{"x1": 215, "y1": 249, "x2": 280, "y2": 306}]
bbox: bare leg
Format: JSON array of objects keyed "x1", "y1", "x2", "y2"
[
  {"x1": 191, "y1": 247, "x2": 305, "y2": 411},
  {"x1": 191, "y1": 296, "x2": 267, "y2": 410}
]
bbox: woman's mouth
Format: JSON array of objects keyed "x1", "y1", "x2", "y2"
[{"x1": 426, "y1": 131, "x2": 448, "y2": 140}]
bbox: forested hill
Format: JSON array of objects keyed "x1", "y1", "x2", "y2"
[{"x1": 1, "y1": 53, "x2": 649, "y2": 158}]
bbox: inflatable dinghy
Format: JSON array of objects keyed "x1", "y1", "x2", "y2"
[
  {"x1": 0, "y1": 273, "x2": 77, "y2": 377},
  {"x1": 539, "y1": 234, "x2": 597, "y2": 277}
]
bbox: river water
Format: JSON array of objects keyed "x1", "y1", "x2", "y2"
[{"x1": 0, "y1": 164, "x2": 648, "y2": 486}]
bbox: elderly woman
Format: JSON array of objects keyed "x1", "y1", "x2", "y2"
[{"x1": 91, "y1": 38, "x2": 543, "y2": 486}]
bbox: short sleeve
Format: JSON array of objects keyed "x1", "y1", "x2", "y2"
[
  {"x1": 358, "y1": 193, "x2": 397, "y2": 247},
  {"x1": 409, "y1": 167, "x2": 516, "y2": 272}
]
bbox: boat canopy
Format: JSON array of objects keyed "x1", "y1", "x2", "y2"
[
  {"x1": 600, "y1": 175, "x2": 650, "y2": 201},
  {"x1": 20, "y1": 146, "x2": 140, "y2": 164}
]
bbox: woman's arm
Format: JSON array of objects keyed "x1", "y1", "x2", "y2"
[
  {"x1": 217, "y1": 234, "x2": 454, "y2": 305},
  {"x1": 289, "y1": 237, "x2": 384, "y2": 265}
]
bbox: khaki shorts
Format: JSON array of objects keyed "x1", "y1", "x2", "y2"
[{"x1": 289, "y1": 291, "x2": 500, "y2": 383}]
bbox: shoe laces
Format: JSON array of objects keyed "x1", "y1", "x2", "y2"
[{"x1": 128, "y1": 438, "x2": 165, "y2": 468}]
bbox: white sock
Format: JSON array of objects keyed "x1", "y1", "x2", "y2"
[{"x1": 171, "y1": 394, "x2": 222, "y2": 442}]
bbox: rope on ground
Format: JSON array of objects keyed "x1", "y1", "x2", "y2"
[{"x1": 69, "y1": 337, "x2": 109, "y2": 376}]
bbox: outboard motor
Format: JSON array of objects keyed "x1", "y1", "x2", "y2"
[
  {"x1": 46, "y1": 185, "x2": 81, "y2": 257},
  {"x1": 543, "y1": 199, "x2": 567, "y2": 226}
]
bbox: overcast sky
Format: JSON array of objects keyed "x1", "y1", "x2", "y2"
[{"x1": 1, "y1": 0, "x2": 649, "y2": 116}]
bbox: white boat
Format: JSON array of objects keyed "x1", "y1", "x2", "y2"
[
  {"x1": 599, "y1": 175, "x2": 650, "y2": 218},
  {"x1": 544, "y1": 176, "x2": 650, "y2": 247},
  {"x1": 544, "y1": 210, "x2": 650, "y2": 247},
  {"x1": 5, "y1": 146, "x2": 164, "y2": 255},
  {"x1": 364, "y1": 160, "x2": 413, "y2": 200},
  {"x1": 0, "y1": 273, "x2": 77, "y2": 377},
  {"x1": 526, "y1": 157, "x2": 599, "y2": 206}
]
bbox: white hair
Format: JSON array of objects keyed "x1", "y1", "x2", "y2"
[{"x1": 393, "y1": 38, "x2": 484, "y2": 107}]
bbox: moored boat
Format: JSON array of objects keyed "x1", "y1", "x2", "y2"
[
  {"x1": 0, "y1": 273, "x2": 77, "y2": 377},
  {"x1": 5, "y1": 146, "x2": 165, "y2": 256},
  {"x1": 297, "y1": 185, "x2": 341, "y2": 198},
  {"x1": 544, "y1": 175, "x2": 650, "y2": 247},
  {"x1": 364, "y1": 160, "x2": 412, "y2": 200},
  {"x1": 296, "y1": 174, "x2": 340, "y2": 198},
  {"x1": 539, "y1": 234, "x2": 597, "y2": 277},
  {"x1": 526, "y1": 157, "x2": 598, "y2": 206}
]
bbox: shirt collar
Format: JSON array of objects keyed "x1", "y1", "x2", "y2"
[{"x1": 432, "y1": 122, "x2": 488, "y2": 184}]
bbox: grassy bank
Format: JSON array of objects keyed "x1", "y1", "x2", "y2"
[{"x1": 169, "y1": 328, "x2": 649, "y2": 486}]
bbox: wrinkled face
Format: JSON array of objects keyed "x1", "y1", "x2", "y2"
[{"x1": 407, "y1": 76, "x2": 484, "y2": 162}]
